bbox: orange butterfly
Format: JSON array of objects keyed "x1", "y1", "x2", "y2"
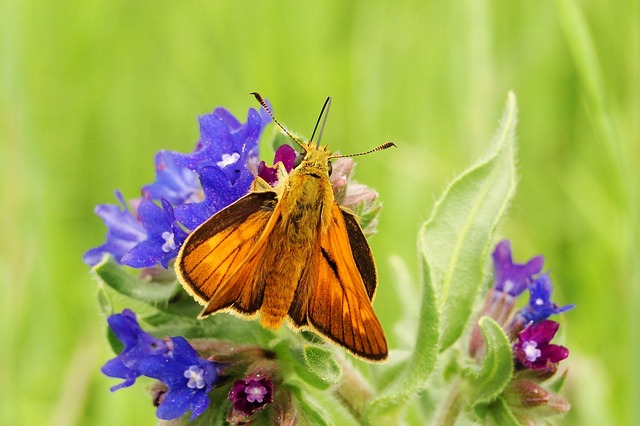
[{"x1": 175, "y1": 93, "x2": 394, "y2": 362}]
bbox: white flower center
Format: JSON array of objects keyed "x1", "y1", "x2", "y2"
[
  {"x1": 245, "y1": 384, "x2": 267, "y2": 403},
  {"x1": 535, "y1": 298, "x2": 544, "y2": 306},
  {"x1": 161, "y1": 231, "x2": 176, "y2": 252},
  {"x1": 522, "y1": 340, "x2": 541, "y2": 362},
  {"x1": 184, "y1": 365, "x2": 206, "y2": 389},
  {"x1": 503, "y1": 279, "x2": 514, "y2": 293},
  {"x1": 216, "y1": 152, "x2": 240, "y2": 168}
]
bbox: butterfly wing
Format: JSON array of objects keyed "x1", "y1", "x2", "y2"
[
  {"x1": 175, "y1": 190, "x2": 278, "y2": 316},
  {"x1": 341, "y1": 209, "x2": 377, "y2": 301},
  {"x1": 291, "y1": 202, "x2": 388, "y2": 361}
]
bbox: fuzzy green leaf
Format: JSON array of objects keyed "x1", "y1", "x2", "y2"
[
  {"x1": 466, "y1": 317, "x2": 514, "y2": 405},
  {"x1": 303, "y1": 345, "x2": 343, "y2": 385},
  {"x1": 419, "y1": 92, "x2": 518, "y2": 351},
  {"x1": 366, "y1": 94, "x2": 518, "y2": 422},
  {"x1": 93, "y1": 256, "x2": 180, "y2": 304}
]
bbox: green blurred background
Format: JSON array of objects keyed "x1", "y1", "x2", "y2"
[{"x1": 1, "y1": 0, "x2": 637, "y2": 424}]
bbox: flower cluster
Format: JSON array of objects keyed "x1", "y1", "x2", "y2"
[
  {"x1": 84, "y1": 106, "x2": 270, "y2": 269},
  {"x1": 469, "y1": 239, "x2": 574, "y2": 421},
  {"x1": 103, "y1": 309, "x2": 276, "y2": 422},
  {"x1": 472, "y1": 239, "x2": 573, "y2": 370},
  {"x1": 102, "y1": 310, "x2": 222, "y2": 420}
]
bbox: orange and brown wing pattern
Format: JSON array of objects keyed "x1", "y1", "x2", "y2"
[
  {"x1": 176, "y1": 191, "x2": 277, "y2": 310},
  {"x1": 306, "y1": 202, "x2": 388, "y2": 361}
]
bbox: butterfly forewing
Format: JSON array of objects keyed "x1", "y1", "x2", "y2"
[
  {"x1": 306, "y1": 202, "x2": 388, "y2": 361},
  {"x1": 176, "y1": 191, "x2": 277, "y2": 306}
]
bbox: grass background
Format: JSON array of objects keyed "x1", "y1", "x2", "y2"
[{"x1": 1, "y1": 0, "x2": 637, "y2": 424}]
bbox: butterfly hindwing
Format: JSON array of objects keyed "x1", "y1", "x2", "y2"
[
  {"x1": 303, "y1": 202, "x2": 388, "y2": 361},
  {"x1": 176, "y1": 190, "x2": 278, "y2": 310},
  {"x1": 341, "y1": 209, "x2": 377, "y2": 300}
]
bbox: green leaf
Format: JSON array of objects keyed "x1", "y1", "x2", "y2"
[
  {"x1": 302, "y1": 345, "x2": 343, "y2": 385},
  {"x1": 92, "y1": 256, "x2": 180, "y2": 304},
  {"x1": 466, "y1": 317, "x2": 514, "y2": 406},
  {"x1": 419, "y1": 92, "x2": 518, "y2": 351},
  {"x1": 366, "y1": 94, "x2": 518, "y2": 422}
]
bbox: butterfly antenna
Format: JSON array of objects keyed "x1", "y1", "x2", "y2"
[
  {"x1": 330, "y1": 141, "x2": 397, "y2": 159},
  {"x1": 251, "y1": 92, "x2": 305, "y2": 149},
  {"x1": 310, "y1": 97, "x2": 332, "y2": 147}
]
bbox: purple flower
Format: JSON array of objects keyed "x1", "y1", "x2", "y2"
[
  {"x1": 514, "y1": 320, "x2": 569, "y2": 370},
  {"x1": 138, "y1": 337, "x2": 220, "y2": 421},
  {"x1": 493, "y1": 239, "x2": 544, "y2": 296},
  {"x1": 101, "y1": 309, "x2": 169, "y2": 391},
  {"x1": 120, "y1": 199, "x2": 189, "y2": 269},
  {"x1": 517, "y1": 274, "x2": 575, "y2": 324},
  {"x1": 229, "y1": 375, "x2": 274, "y2": 416},
  {"x1": 142, "y1": 151, "x2": 202, "y2": 205},
  {"x1": 257, "y1": 144, "x2": 296, "y2": 185},
  {"x1": 83, "y1": 191, "x2": 146, "y2": 266}
]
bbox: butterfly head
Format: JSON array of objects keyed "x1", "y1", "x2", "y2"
[{"x1": 293, "y1": 142, "x2": 333, "y2": 177}]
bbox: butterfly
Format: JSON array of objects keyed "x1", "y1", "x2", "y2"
[{"x1": 175, "y1": 93, "x2": 394, "y2": 361}]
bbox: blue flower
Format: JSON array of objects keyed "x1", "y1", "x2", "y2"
[
  {"x1": 517, "y1": 274, "x2": 575, "y2": 323},
  {"x1": 138, "y1": 337, "x2": 220, "y2": 421},
  {"x1": 174, "y1": 164, "x2": 256, "y2": 231},
  {"x1": 492, "y1": 239, "x2": 544, "y2": 296},
  {"x1": 121, "y1": 199, "x2": 189, "y2": 269},
  {"x1": 142, "y1": 150, "x2": 202, "y2": 206},
  {"x1": 101, "y1": 309, "x2": 169, "y2": 391},
  {"x1": 83, "y1": 192, "x2": 146, "y2": 266},
  {"x1": 172, "y1": 107, "x2": 264, "y2": 181},
  {"x1": 170, "y1": 107, "x2": 269, "y2": 230}
]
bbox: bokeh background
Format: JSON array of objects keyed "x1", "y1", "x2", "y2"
[{"x1": 1, "y1": 0, "x2": 637, "y2": 424}]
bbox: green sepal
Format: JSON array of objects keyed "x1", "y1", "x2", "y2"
[
  {"x1": 106, "y1": 327, "x2": 124, "y2": 355},
  {"x1": 476, "y1": 397, "x2": 522, "y2": 426},
  {"x1": 418, "y1": 92, "x2": 518, "y2": 351},
  {"x1": 465, "y1": 317, "x2": 514, "y2": 406},
  {"x1": 548, "y1": 368, "x2": 568, "y2": 393}
]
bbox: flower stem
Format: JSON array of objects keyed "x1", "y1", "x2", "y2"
[
  {"x1": 435, "y1": 377, "x2": 465, "y2": 426},
  {"x1": 333, "y1": 358, "x2": 374, "y2": 422}
]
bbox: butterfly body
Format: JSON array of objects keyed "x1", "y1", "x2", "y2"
[
  {"x1": 176, "y1": 96, "x2": 392, "y2": 361},
  {"x1": 257, "y1": 142, "x2": 334, "y2": 328}
]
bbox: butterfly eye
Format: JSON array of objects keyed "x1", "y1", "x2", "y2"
[
  {"x1": 293, "y1": 152, "x2": 306, "y2": 168},
  {"x1": 328, "y1": 161, "x2": 333, "y2": 176}
]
